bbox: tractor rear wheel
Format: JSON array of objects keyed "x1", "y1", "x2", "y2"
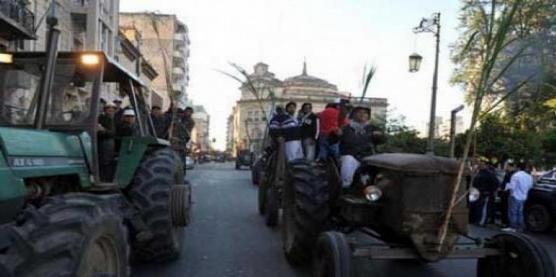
[
  {"x1": 265, "y1": 186, "x2": 279, "y2": 226},
  {"x1": 128, "y1": 148, "x2": 186, "y2": 262},
  {"x1": 0, "y1": 193, "x2": 129, "y2": 277},
  {"x1": 477, "y1": 232, "x2": 555, "y2": 277},
  {"x1": 282, "y1": 159, "x2": 330, "y2": 265}
]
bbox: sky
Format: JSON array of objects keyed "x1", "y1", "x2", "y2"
[{"x1": 121, "y1": 0, "x2": 469, "y2": 150}]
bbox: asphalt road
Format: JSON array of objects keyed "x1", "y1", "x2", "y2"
[{"x1": 132, "y1": 162, "x2": 556, "y2": 277}]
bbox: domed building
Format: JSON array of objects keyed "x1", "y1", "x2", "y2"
[
  {"x1": 227, "y1": 62, "x2": 388, "y2": 155},
  {"x1": 280, "y1": 62, "x2": 342, "y2": 112}
]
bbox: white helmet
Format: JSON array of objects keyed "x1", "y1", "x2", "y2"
[{"x1": 123, "y1": 109, "x2": 135, "y2": 116}]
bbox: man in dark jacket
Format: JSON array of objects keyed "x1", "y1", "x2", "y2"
[
  {"x1": 171, "y1": 107, "x2": 195, "y2": 168},
  {"x1": 151, "y1": 105, "x2": 169, "y2": 139},
  {"x1": 116, "y1": 108, "x2": 137, "y2": 137},
  {"x1": 269, "y1": 102, "x2": 303, "y2": 161},
  {"x1": 298, "y1": 103, "x2": 319, "y2": 160},
  {"x1": 471, "y1": 160, "x2": 500, "y2": 226},
  {"x1": 339, "y1": 106, "x2": 385, "y2": 187},
  {"x1": 98, "y1": 102, "x2": 117, "y2": 181}
]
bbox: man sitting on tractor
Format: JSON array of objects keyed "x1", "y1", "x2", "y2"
[{"x1": 339, "y1": 106, "x2": 385, "y2": 188}]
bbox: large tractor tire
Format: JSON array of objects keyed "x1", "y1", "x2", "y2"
[
  {"x1": 282, "y1": 159, "x2": 330, "y2": 265},
  {"x1": 0, "y1": 193, "x2": 129, "y2": 277},
  {"x1": 477, "y1": 232, "x2": 555, "y2": 277},
  {"x1": 258, "y1": 174, "x2": 268, "y2": 215},
  {"x1": 265, "y1": 186, "x2": 279, "y2": 226},
  {"x1": 128, "y1": 148, "x2": 186, "y2": 262}
]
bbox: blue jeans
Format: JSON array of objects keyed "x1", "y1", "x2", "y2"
[
  {"x1": 318, "y1": 135, "x2": 339, "y2": 160},
  {"x1": 479, "y1": 196, "x2": 490, "y2": 226},
  {"x1": 508, "y1": 196, "x2": 525, "y2": 230}
]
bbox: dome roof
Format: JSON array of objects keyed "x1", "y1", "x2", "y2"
[{"x1": 283, "y1": 62, "x2": 337, "y2": 90}]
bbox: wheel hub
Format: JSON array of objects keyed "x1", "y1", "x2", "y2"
[{"x1": 82, "y1": 235, "x2": 121, "y2": 276}]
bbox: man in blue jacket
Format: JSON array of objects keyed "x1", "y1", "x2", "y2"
[{"x1": 269, "y1": 102, "x2": 303, "y2": 161}]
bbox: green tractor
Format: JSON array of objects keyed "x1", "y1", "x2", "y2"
[{"x1": 0, "y1": 49, "x2": 191, "y2": 276}]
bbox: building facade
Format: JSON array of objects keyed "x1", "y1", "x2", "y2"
[
  {"x1": 190, "y1": 105, "x2": 210, "y2": 154},
  {"x1": 119, "y1": 13, "x2": 190, "y2": 110},
  {"x1": 25, "y1": 0, "x2": 120, "y2": 54},
  {"x1": 0, "y1": 0, "x2": 36, "y2": 50},
  {"x1": 226, "y1": 112, "x2": 234, "y2": 153},
  {"x1": 115, "y1": 29, "x2": 158, "y2": 105},
  {"x1": 229, "y1": 62, "x2": 388, "y2": 155}
]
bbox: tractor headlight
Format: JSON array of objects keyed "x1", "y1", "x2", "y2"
[
  {"x1": 80, "y1": 54, "x2": 100, "y2": 66},
  {"x1": 364, "y1": 186, "x2": 382, "y2": 202},
  {"x1": 0, "y1": 53, "x2": 13, "y2": 64},
  {"x1": 468, "y1": 187, "x2": 480, "y2": 202}
]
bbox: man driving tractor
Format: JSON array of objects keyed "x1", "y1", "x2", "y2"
[{"x1": 339, "y1": 106, "x2": 385, "y2": 187}]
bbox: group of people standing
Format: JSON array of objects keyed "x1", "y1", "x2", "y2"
[
  {"x1": 97, "y1": 99, "x2": 195, "y2": 180},
  {"x1": 269, "y1": 98, "x2": 385, "y2": 188},
  {"x1": 471, "y1": 159, "x2": 534, "y2": 232}
]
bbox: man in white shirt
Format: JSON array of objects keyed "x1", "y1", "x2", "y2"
[{"x1": 503, "y1": 162, "x2": 534, "y2": 232}]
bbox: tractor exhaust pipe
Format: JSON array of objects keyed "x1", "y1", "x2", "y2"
[{"x1": 34, "y1": 11, "x2": 59, "y2": 129}]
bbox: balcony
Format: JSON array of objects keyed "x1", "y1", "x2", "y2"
[
  {"x1": 173, "y1": 56, "x2": 185, "y2": 69},
  {"x1": 173, "y1": 50, "x2": 184, "y2": 58},
  {"x1": 173, "y1": 67, "x2": 184, "y2": 75},
  {"x1": 173, "y1": 84, "x2": 183, "y2": 92},
  {"x1": 0, "y1": 0, "x2": 35, "y2": 40}
]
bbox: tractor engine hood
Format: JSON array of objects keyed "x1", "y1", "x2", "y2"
[
  {"x1": 362, "y1": 153, "x2": 466, "y2": 175},
  {"x1": 0, "y1": 127, "x2": 88, "y2": 169}
]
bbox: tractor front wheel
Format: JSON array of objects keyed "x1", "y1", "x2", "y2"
[
  {"x1": 128, "y1": 148, "x2": 187, "y2": 262},
  {"x1": 0, "y1": 193, "x2": 129, "y2": 277},
  {"x1": 313, "y1": 231, "x2": 352, "y2": 277}
]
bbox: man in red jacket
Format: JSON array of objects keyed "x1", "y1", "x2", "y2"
[{"x1": 318, "y1": 102, "x2": 342, "y2": 161}]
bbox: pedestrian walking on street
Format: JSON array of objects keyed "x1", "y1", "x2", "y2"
[
  {"x1": 471, "y1": 159, "x2": 500, "y2": 226},
  {"x1": 298, "y1": 103, "x2": 319, "y2": 160},
  {"x1": 503, "y1": 162, "x2": 534, "y2": 232}
]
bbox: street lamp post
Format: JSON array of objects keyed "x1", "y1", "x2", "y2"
[
  {"x1": 449, "y1": 105, "x2": 464, "y2": 158},
  {"x1": 410, "y1": 12, "x2": 441, "y2": 155}
]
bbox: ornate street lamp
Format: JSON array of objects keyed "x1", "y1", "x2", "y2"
[
  {"x1": 408, "y1": 53, "x2": 423, "y2": 73},
  {"x1": 411, "y1": 12, "x2": 441, "y2": 155}
]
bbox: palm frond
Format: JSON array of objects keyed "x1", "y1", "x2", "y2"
[{"x1": 360, "y1": 65, "x2": 377, "y2": 103}]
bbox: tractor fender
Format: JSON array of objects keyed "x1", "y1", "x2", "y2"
[{"x1": 114, "y1": 136, "x2": 170, "y2": 188}]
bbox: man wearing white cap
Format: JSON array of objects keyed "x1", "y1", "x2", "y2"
[{"x1": 116, "y1": 108, "x2": 136, "y2": 137}]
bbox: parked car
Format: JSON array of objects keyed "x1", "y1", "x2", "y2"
[
  {"x1": 215, "y1": 155, "x2": 226, "y2": 163},
  {"x1": 235, "y1": 150, "x2": 254, "y2": 170},
  {"x1": 185, "y1": 156, "x2": 195, "y2": 170},
  {"x1": 525, "y1": 170, "x2": 556, "y2": 232}
]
